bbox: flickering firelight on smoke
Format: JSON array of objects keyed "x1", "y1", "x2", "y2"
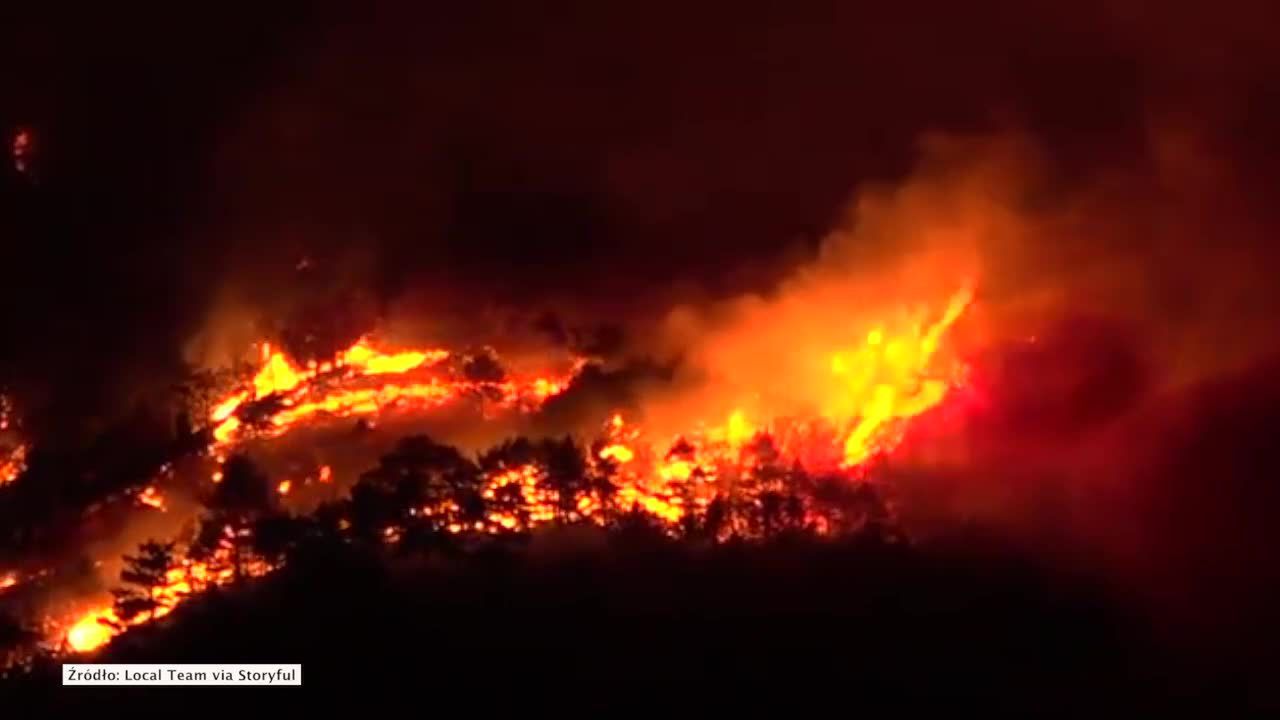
[{"x1": 42, "y1": 284, "x2": 973, "y2": 656}]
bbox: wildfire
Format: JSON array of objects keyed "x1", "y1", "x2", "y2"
[
  {"x1": 0, "y1": 443, "x2": 26, "y2": 486},
  {"x1": 208, "y1": 337, "x2": 572, "y2": 448},
  {"x1": 0, "y1": 571, "x2": 17, "y2": 591},
  {"x1": 66, "y1": 608, "x2": 114, "y2": 653},
  {"x1": 0, "y1": 394, "x2": 28, "y2": 486},
  {"x1": 827, "y1": 286, "x2": 973, "y2": 466},
  {"x1": 405, "y1": 288, "x2": 974, "y2": 534},
  {"x1": 137, "y1": 486, "x2": 166, "y2": 511},
  {"x1": 62, "y1": 547, "x2": 273, "y2": 653},
  {"x1": 43, "y1": 286, "x2": 974, "y2": 658}
]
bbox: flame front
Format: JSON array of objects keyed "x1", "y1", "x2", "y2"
[
  {"x1": 209, "y1": 338, "x2": 567, "y2": 448},
  {"x1": 829, "y1": 287, "x2": 973, "y2": 466},
  {"x1": 49, "y1": 287, "x2": 972, "y2": 655},
  {"x1": 62, "y1": 547, "x2": 272, "y2": 653}
]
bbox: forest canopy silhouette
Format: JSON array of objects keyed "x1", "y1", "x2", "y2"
[{"x1": 3, "y1": 0, "x2": 1280, "y2": 711}]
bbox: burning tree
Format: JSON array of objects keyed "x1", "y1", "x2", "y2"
[
  {"x1": 353, "y1": 435, "x2": 481, "y2": 544},
  {"x1": 0, "y1": 611, "x2": 37, "y2": 669},
  {"x1": 197, "y1": 454, "x2": 275, "y2": 581},
  {"x1": 32, "y1": 280, "x2": 972, "y2": 659},
  {"x1": 112, "y1": 540, "x2": 178, "y2": 623},
  {"x1": 539, "y1": 436, "x2": 591, "y2": 523}
]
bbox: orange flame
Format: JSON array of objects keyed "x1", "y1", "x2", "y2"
[
  {"x1": 51, "y1": 288, "x2": 972, "y2": 655},
  {"x1": 62, "y1": 551, "x2": 273, "y2": 653},
  {"x1": 206, "y1": 337, "x2": 569, "y2": 448},
  {"x1": 137, "y1": 486, "x2": 166, "y2": 511}
]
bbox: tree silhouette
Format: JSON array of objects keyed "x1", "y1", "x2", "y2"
[
  {"x1": 113, "y1": 540, "x2": 177, "y2": 622},
  {"x1": 200, "y1": 454, "x2": 274, "y2": 580},
  {"x1": 702, "y1": 494, "x2": 730, "y2": 541},
  {"x1": 0, "y1": 611, "x2": 37, "y2": 668},
  {"x1": 479, "y1": 437, "x2": 538, "y2": 531},
  {"x1": 808, "y1": 476, "x2": 891, "y2": 535},
  {"x1": 252, "y1": 511, "x2": 304, "y2": 565},
  {"x1": 348, "y1": 478, "x2": 402, "y2": 545},
  {"x1": 587, "y1": 437, "x2": 621, "y2": 518},
  {"x1": 353, "y1": 435, "x2": 483, "y2": 543},
  {"x1": 539, "y1": 436, "x2": 589, "y2": 522},
  {"x1": 210, "y1": 454, "x2": 274, "y2": 516}
]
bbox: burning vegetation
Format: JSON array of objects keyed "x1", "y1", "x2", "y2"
[
  {"x1": 0, "y1": 282, "x2": 974, "y2": 660},
  {"x1": 0, "y1": 402, "x2": 26, "y2": 488}
]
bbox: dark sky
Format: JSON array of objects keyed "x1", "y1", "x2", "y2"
[{"x1": 1, "y1": 0, "x2": 1277, "y2": 436}]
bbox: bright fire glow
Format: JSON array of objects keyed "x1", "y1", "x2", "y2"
[
  {"x1": 0, "y1": 394, "x2": 28, "y2": 485},
  {"x1": 62, "y1": 547, "x2": 272, "y2": 653},
  {"x1": 0, "y1": 443, "x2": 26, "y2": 486},
  {"x1": 207, "y1": 337, "x2": 569, "y2": 448},
  {"x1": 137, "y1": 486, "x2": 166, "y2": 511},
  {"x1": 48, "y1": 287, "x2": 973, "y2": 655}
]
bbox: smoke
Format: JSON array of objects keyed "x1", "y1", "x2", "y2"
[
  {"x1": 6, "y1": 1, "x2": 1280, "y2": 668},
  {"x1": 542, "y1": 121, "x2": 1280, "y2": 645}
]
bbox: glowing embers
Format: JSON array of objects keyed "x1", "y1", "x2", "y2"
[
  {"x1": 0, "y1": 443, "x2": 26, "y2": 486},
  {"x1": 137, "y1": 486, "x2": 166, "y2": 511},
  {"x1": 0, "y1": 395, "x2": 28, "y2": 485}
]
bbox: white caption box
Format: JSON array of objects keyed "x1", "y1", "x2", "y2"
[{"x1": 63, "y1": 664, "x2": 301, "y2": 686}]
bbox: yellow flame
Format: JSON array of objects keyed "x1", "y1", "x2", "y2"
[{"x1": 137, "y1": 486, "x2": 166, "y2": 511}]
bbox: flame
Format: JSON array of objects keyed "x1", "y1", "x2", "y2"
[
  {"x1": 66, "y1": 609, "x2": 115, "y2": 652},
  {"x1": 210, "y1": 391, "x2": 248, "y2": 423},
  {"x1": 598, "y1": 444, "x2": 634, "y2": 464},
  {"x1": 207, "y1": 337, "x2": 570, "y2": 448},
  {"x1": 0, "y1": 443, "x2": 26, "y2": 486},
  {"x1": 137, "y1": 486, "x2": 166, "y2": 511},
  {"x1": 828, "y1": 286, "x2": 973, "y2": 466},
  {"x1": 0, "y1": 395, "x2": 28, "y2": 485},
  {"x1": 61, "y1": 550, "x2": 274, "y2": 654},
  {"x1": 42, "y1": 288, "x2": 973, "y2": 657},
  {"x1": 339, "y1": 339, "x2": 444, "y2": 375},
  {"x1": 0, "y1": 572, "x2": 17, "y2": 591}
]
